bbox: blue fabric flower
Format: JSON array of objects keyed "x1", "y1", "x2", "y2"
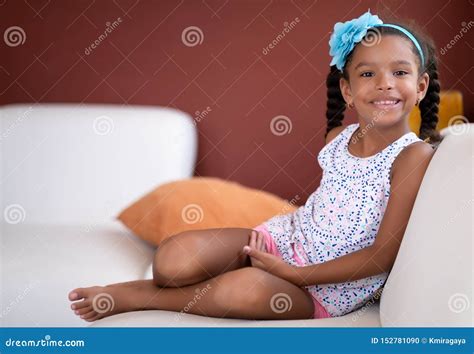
[{"x1": 329, "y1": 10, "x2": 383, "y2": 71}]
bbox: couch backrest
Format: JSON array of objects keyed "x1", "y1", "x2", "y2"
[
  {"x1": 380, "y1": 123, "x2": 473, "y2": 326},
  {"x1": 0, "y1": 103, "x2": 197, "y2": 224}
]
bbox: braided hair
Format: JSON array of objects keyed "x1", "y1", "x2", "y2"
[{"x1": 325, "y1": 19, "x2": 442, "y2": 148}]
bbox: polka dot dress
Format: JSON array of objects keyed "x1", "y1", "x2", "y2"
[{"x1": 263, "y1": 123, "x2": 422, "y2": 317}]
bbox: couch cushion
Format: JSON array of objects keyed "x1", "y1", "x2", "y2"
[
  {"x1": 89, "y1": 302, "x2": 381, "y2": 327},
  {"x1": 0, "y1": 103, "x2": 197, "y2": 225},
  {"x1": 1, "y1": 222, "x2": 155, "y2": 327},
  {"x1": 1, "y1": 220, "x2": 381, "y2": 327},
  {"x1": 380, "y1": 124, "x2": 473, "y2": 326},
  {"x1": 117, "y1": 177, "x2": 298, "y2": 246}
]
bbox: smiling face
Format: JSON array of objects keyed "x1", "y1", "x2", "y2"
[{"x1": 339, "y1": 34, "x2": 429, "y2": 128}]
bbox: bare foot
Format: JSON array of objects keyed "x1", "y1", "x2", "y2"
[{"x1": 68, "y1": 283, "x2": 153, "y2": 322}]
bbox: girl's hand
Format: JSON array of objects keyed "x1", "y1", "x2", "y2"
[
  {"x1": 246, "y1": 230, "x2": 267, "y2": 268},
  {"x1": 243, "y1": 231, "x2": 298, "y2": 284}
]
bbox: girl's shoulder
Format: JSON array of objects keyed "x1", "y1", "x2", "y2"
[
  {"x1": 391, "y1": 140, "x2": 435, "y2": 175},
  {"x1": 325, "y1": 124, "x2": 348, "y2": 145}
]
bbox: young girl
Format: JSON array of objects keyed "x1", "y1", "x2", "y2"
[{"x1": 68, "y1": 10, "x2": 442, "y2": 322}]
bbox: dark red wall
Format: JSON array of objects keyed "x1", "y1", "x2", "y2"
[{"x1": 1, "y1": 0, "x2": 472, "y2": 205}]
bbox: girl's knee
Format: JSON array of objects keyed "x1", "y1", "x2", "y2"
[{"x1": 152, "y1": 232, "x2": 205, "y2": 287}]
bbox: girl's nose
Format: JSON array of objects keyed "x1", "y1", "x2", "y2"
[{"x1": 375, "y1": 73, "x2": 394, "y2": 90}]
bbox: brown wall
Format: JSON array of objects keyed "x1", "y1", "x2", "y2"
[{"x1": 1, "y1": 0, "x2": 472, "y2": 205}]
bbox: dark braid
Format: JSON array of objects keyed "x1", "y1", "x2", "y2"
[
  {"x1": 418, "y1": 35, "x2": 443, "y2": 148},
  {"x1": 324, "y1": 64, "x2": 346, "y2": 139}
]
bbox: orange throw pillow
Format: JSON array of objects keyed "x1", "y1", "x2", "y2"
[{"x1": 117, "y1": 177, "x2": 298, "y2": 247}]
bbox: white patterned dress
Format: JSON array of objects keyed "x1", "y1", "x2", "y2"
[{"x1": 262, "y1": 123, "x2": 423, "y2": 317}]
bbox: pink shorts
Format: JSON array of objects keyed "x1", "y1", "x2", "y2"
[{"x1": 252, "y1": 224, "x2": 331, "y2": 319}]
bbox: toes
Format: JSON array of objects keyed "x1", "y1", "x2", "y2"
[
  {"x1": 71, "y1": 300, "x2": 90, "y2": 310},
  {"x1": 68, "y1": 288, "x2": 85, "y2": 301},
  {"x1": 81, "y1": 311, "x2": 98, "y2": 320},
  {"x1": 75, "y1": 306, "x2": 92, "y2": 316},
  {"x1": 85, "y1": 313, "x2": 102, "y2": 322}
]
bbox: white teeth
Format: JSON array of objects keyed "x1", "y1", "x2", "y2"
[{"x1": 373, "y1": 100, "x2": 399, "y2": 105}]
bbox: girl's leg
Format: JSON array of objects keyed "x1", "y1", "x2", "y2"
[
  {"x1": 152, "y1": 227, "x2": 256, "y2": 287},
  {"x1": 68, "y1": 267, "x2": 315, "y2": 322}
]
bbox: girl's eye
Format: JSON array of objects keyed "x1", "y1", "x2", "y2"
[
  {"x1": 394, "y1": 70, "x2": 408, "y2": 76},
  {"x1": 360, "y1": 71, "x2": 409, "y2": 77}
]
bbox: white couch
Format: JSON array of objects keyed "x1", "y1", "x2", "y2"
[{"x1": 1, "y1": 103, "x2": 472, "y2": 327}]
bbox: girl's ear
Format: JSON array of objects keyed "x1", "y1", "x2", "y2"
[
  {"x1": 417, "y1": 72, "x2": 430, "y2": 101},
  {"x1": 339, "y1": 77, "x2": 353, "y2": 105}
]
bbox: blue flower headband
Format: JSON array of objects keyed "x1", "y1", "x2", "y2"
[{"x1": 329, "y1": 10, "x2": 425, "y2": 71}]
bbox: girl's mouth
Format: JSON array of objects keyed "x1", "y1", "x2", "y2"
[{"x1": 370, "y1": 100, "x2": 402, "y2": 110}]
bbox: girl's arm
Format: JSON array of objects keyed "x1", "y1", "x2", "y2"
[
  {"x1": 246, "y1": 142, "x2": 435, "y2": 286},
  {"x1": 285, "y1": 141, "x2": 435, "y2": 287},
  {"x1": 286, "y1": 244, "x2": 384, "y2": 287}
]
